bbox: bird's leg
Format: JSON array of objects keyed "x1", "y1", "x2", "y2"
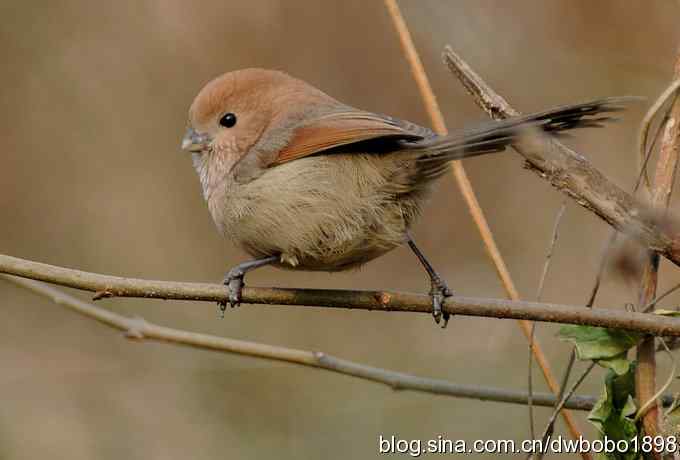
[
  {"x1": 219, "y1": 255, "x2": 279, "y2": 315},
  {"x1": 406, "y1": 234, "x2": 452, "y2": 328}
]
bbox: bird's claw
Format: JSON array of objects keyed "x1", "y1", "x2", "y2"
[
  {"x1": 430, "y1": 281, "x2": 452, "y2": 328},
  {"x1": 218, "y1": 268, "x2": 246, "y2": 316}
]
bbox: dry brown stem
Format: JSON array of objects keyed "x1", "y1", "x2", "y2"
[
  {"x1": 636, "y1": 51, "x2": 680, "y2": 453},
  {"x1": 383, "y1": 0, "x2": 585, "y2": 446}
]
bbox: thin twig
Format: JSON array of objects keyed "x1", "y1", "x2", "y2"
[
  {"x1": 544, "y1": 246, "x2": 603, "y2": 450},
  {"x1": 441, "y1": 46, "x2": 680, "y2": 272},
  {"x1": 585, "y1": 233, "x2": 618, "y2": 309},
  {"x1": 637, "y1": 80, "x2": 680, "y2": 190},
  {"x1": 534, "y1": 362, "x2": 597, "y2": 460},
  {"x1": 549, "y1": 162, "x2": 636, "y2": 445},
  {"x1": 383, "y1": 1, "x2": 585, "y2": 445},
  {"x1": 528, "y1": 324, "x2": 537, "y2": 440},
  {"x1": 2, "y1": 274, "x2": 597, "y2": 410},
  {"x1": 528, "y1": 201, "x2": 568, "y2": 440},
  {"x1": 555, "y1": 350, "x2": 577, "y2": 406},
  {"x1": 644, "y1": 280, "x2": 680, "y2": 313},
  {"x1": 535, "y1": 203, "x2": 568, "y2": 305},
  {"x1": 7, "y1": 254, "x2": 680, "y2": 335},
  {"x1": 636, "y1": 102, "x2": 675, "y2": 193},
  {"x1": 543, "y1": 269, "x2": 599, "y2": 449}
]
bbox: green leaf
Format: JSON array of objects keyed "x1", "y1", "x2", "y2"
[
  {"x1": 587, "y1": 380, "x2": 612, "y2": 432},
  {"x1": 588, "y1": 366, "x2": 640, "y2": 460},
  {"x1": 611, "y1": 363, "x2": 636, "y2": 409},
  {"x1": 621, "y1": 395, "x2": 637, "y2": 418},
  {"x1": 558, "y1": 325, "x2": 642, "y2": 361},
  {"x1": 597, "y1": 354, "x2": 630, "y2": 375}
]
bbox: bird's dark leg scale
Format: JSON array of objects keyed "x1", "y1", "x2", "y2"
[
  {"x1": 219, "y1": 255, "x2": 279, "y2": 316},
  {"x1": 407, "y1": 234, "x2": 452, "y2": 327}
]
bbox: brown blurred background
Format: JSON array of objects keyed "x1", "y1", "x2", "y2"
[{"x1": 2, "y1": 1, "x2": 679, "y2": 458}]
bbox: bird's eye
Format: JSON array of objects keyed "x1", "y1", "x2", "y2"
[{"x1": 219, "y1": 113, "x2": 237, "y2": 128}]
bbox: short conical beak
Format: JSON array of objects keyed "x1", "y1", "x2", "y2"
[{"x1": 181, "y1": 127, "x2": 212, "y2": 152}]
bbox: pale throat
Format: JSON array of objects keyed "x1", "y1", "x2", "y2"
[{"x1": 191, "y1": 149, "x2": 238, "y2": 201}]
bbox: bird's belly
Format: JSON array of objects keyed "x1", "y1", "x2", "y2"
[
  {"x1": 214, "y1": 155, "x2": 422, "y2": 271},
  {"x1": 275, "y1": 227, "x2": 401, "y2": 272}
]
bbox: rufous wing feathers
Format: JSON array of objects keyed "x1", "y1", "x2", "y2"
[{"x1": 272, "y1": 111, "x2": 420, "y2": 165}]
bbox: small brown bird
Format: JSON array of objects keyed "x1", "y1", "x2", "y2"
[{"x1": 182, "y1": 68, "x2": 630, "y2": 325}]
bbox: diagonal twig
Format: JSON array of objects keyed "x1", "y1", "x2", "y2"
[
  {"x1": 534, "y1": 362, "x2": 597, "y2": 460},
  {"x1": 383, "y1": 0, "x2": 587, "y2": 447},
  {"x1": 528, "y1": 201, "x2": 567, "y2": 440},
  {"x1": 442, "y1": 46, "x2": 680, "y2": 271}
]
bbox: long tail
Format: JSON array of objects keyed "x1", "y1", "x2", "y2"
[{"x1": 408, "y1": 96, "x2": 639, "y2": 166}]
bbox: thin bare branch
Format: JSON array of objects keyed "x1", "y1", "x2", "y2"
[
  {"x1": 3, "y1": 274, "x2": 597, "y2": 410},
  {"x1": 637, "y1": 79, "x2": 680, "y2": 190},
  {"x1": 585, "y1": 234, "x2": 619, "y2": 309},
  {"x1": 442, "y1": 46, "x2": 680, "y2": 271},
  {"x1": 544, "y1": 252, "x2": 600, "y2": 448},
  {"x1": 528, "y1": 324, "x2": 537, "y2": 439},
  {"x1": 644, "y1": 280, "x2": 680, "y2": 313},
  {"x1": 535, "y1": 203, "x2": 568, "y2": 304},
  {"x1": 5, "y1": 254, "x2": 680, "y2": 336},
  {"x1": 7, "y1": 271, "x2": 679, "y2": 415},
  {"x1": 534, "y1": 362, "x2": 597, "y2": 460},
  {"x1": 529, "y1": 201, "x2": 567, "y2": 440}
]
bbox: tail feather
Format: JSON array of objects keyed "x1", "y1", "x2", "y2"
[{"x1": 408, "y1": 96, "x2": 639, "y2": 167}]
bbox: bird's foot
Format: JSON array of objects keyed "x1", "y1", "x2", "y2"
[
  {"x1": 218, "y1": 267, "x2": 246, "y2": 317},
  {"x1": 430, "y1": 277, "x2": 452, "y2": 328},
  {"x1": 216, "y1": 255, "x2": 279, "y2": 318}
]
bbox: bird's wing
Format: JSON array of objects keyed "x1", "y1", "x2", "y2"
[
  {"x1": 271, "y1": 110, "x2": 424, "y2": 166},
  {"x1": 270, "y1": 95, "x2": 636, "y2": 167}
]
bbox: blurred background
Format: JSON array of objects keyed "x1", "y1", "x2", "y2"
[{"x1": 2, "y1": 1, "x2": 679, "y2": 458}]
